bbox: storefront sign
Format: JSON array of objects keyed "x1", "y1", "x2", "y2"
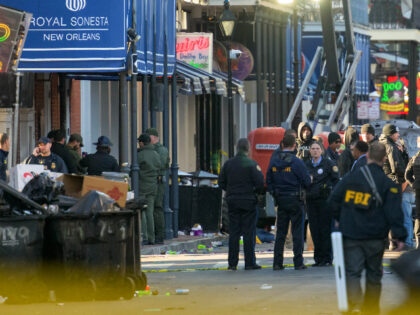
[
  {"x1": 176, "y1": 32, "x2": 213, "y2": 73},
  {"x1": 380, "y1": 80, "x2": 405, "y2": 112},
  {"x1": 0, "y1": 0, "x2": 128, "y2": 72}
]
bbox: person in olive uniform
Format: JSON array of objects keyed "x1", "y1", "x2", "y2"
[
  {"x1": 338, "y1": 126, "x2": 359, "y2": 177},
  {"x1": 267, "y1": 134, "x2": 311, "y2": 270},
  {"x1": 296, "y1": 122, "x2": 314, "y2": 161},
  {"x1": 328, "y1": 143, "x2": 406, "y2": 314},
  {"x1": 27, "y1": 137, "x2": 68, "y2": 173},
  {"x1": 0, "y1": 133, "x2": 10, "y2": 181},
  {"x1": 146, "y1": 128, "x2": 170, "y2": 244},
  {"x1": 405, "y1": 136, "x2": 420, "y2": 248},
  {"x1": 379, "y1": 124, "x2": 407, "y2": 185},
  {"x1": 137, "y1": 134, "x2": 161, "y2": 245},
  {"x1": 51, "y1": 129, "x2": 78, "y2": 174},
  {"x1": 219, "y1": 138, "x2": 265, "y2": 271},
  {"x1": 79, "y1": 136, "x2": 120, "y2": 176},
  {"x1": 305, "y1": 142, "x2": 339, "y2": 266},
  {"x1": 66, "y1": 133, "x2": 85, "y2": 174}
]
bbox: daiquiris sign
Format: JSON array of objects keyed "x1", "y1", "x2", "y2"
[{"x1": 0, "y1": 0, "x2": 129, "y2": 72}]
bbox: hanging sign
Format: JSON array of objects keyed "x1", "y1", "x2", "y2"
[
  {"x1": 176, "y1": 32, "x2": 213, "y2": 73},
  {"x1": 380, "y1": 80, "x2": 405, "y2": 112}
]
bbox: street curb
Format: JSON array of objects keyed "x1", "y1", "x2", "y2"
[{"x1": 141, "y1": 235, "x2": 228, "y2": 255}]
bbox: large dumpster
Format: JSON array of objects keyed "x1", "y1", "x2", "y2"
[
  {"x1": 43, "y1": 211, "x2": 136, "y2": 301},
  {"x1": 0, "y1": 215, "x2": 47, "y2": 303}
]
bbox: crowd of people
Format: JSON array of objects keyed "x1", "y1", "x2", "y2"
[
  {"x1": 0, "y1": 128, "x2": 170, "y2": 246},
  {"x1": 220, "y1": 122, "x2": 420, "y2": 314}
]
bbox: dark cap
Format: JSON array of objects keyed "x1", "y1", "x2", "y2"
[
  {"x1": 38, "y1": 136, "x2": 51, "y2": 145},
  {"x1": 327, "y1": 132, "x2": 341, "y2": 145},
  {"x1": 93, "y1": 136, "x2": 112, "y2": 147},
  {"x1": 361, "y1": 124, "x2": 375, "y2": 136},
  {"x1": 47, "y1": 130, "x2": 58, "y2": 139},
  {"x1": 69, "y1": 133, "x2": 84, "y2": 147},
  {"x1": 138, "y1": 134, "x2": 151, "y2": 144},
  {"x1": 145, "y1": 128, "x2": 159, "y2": 137},
  {"x1": 383, "y1": 124, "x2": 399, "y2": 136}
]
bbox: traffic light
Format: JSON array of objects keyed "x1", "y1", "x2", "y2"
[{"x1": 0, "y1": 5, "x2": 31, "y2": 73}]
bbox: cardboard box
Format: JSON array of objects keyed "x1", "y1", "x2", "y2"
[
  {"x1": 57, "y1": 174, "x2": 128, "y2": 207},
  {"x1": 9, "y1": 164, "x2": 46, "y2": 191}
]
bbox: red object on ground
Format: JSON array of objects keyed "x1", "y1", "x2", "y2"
[{"x1": 248, "y1": 127, "x2": 285, "y2": 180}]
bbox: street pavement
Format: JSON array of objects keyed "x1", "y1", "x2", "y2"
[{"x1": 0, "y1": 242, "x2": 408, "y2": 315}]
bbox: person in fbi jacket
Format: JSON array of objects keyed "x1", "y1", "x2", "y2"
[{"x1": 327, "y1": 142, "x2": 406, "y2": 314}]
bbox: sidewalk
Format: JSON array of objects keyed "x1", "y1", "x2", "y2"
[{"x1": 141, "y1": 233, "x2": 228, "y2": 255}]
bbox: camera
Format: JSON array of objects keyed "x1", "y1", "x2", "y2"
[{"x1": 229, "y1": 49, "x2": 242, "y2": 59}]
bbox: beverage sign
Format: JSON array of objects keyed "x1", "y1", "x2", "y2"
[
  {"x1": 0, "y1": 0, "x2": 128, "y2": 72},
  {"x1": 176, "y1": 32, "x2": 213, "y2": 73},
  {"x1": 380, "y1": 80, "x2": 405, "y2": 112}
]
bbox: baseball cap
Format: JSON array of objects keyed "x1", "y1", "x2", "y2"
[
  {"x1": 69, "y1": 133, "x2": 84, "y2": 147},
  {"x1": 38, "y1": 136, "x2": 51, "y2": 145},
  {"x1": 145, "y1": 128, "x2": 159, "y2": 137},
  {"x1": 93, "y1": 136, "x2": 112, "y2": 147}
]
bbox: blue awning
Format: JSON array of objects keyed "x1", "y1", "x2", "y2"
[
  {"x1": 136, "y1": 0, "x2": 176, "y2": 76},
  {"x1": 1, "y1": 0, "x2": 130, "y2": 72}
]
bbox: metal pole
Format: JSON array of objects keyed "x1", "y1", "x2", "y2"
[
  {"x1": 142, "y1": 0, "x2": 148, "y2": 132},
  {"x1": 292, "y1": 3, "x2": 301, "y2": 129},
  {"x1": 227, "y1": 42, "x2": 234, "y2": 158},
  {"x1": 151, "y1": 0, "x2": 157, "y2": 128},
  {"x1": 163, "y1": 0, "x2": 173, "y2": 240},
  {"x1": 119, "y1": 72, "x2": 130, "y2": 172},
  {"x1": 130, "y1": 0, "x2": 139, "y2": 198},
  {"x1": 256, "y1": 9, "x2": 262, "y2": 127},
  {"x1": 171, "y1": 68, "x2": 179, "y2": 238},
  {"x1": 408, "y1": 41, "x2": 418, "y2": 123},
  {"x1": 12, "y1": 72, "x2": 22, "y2": 166}
]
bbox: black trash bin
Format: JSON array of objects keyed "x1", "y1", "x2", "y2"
[
  {"x1": 43, "y1": 211, "x2": 136, "y2": 301},
  {"x1": 0, "y1": 215, "x2": 46, "y2": 303},
  {"x1": 178, "y1": 171, "x2": 222, "y2": 233}
]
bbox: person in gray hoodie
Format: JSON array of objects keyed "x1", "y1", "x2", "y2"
[{"x1": 296, "y1": 122, "x2": 314, "y2": 161}]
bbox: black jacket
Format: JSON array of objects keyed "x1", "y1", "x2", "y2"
[
  {"x1": 405, "y1": 152, "x2": 420, "y2": 190},
  {"x1": 337, "y1": 127, "x2": 359, "y2": 177},
  {"x1": 51, "y1": 142, "x2": 78, "y2": 174},
  {"x1": 326, "y1": 147, "x2": 339, "y2": 163},
  {"x1": 379, "y1": 135, "x2": 407, "y2": 184},
  {"x1": 27, "y1": 152, "x2": 68, "y2": 173},
  {"x1": 0, "y1": 149, "x2": 9, "y2": 181},
  {"x1": 305, "y1": 156, "x2": 339, "y2": 200},
  {"x1": 328, "y1": 163, "x2": 406, "y2": 241},
  {"x1": 80, "y1": 151, "x2": 120, "y2": 176},
  {"x1": 296, "y1": 122, "x2": 314, "y2": 161},
  {"x1": 219, "y1": 152, "x2": 265, "y2": 203}
]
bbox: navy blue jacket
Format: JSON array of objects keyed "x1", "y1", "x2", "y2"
[
  {"x1": 80, "y1": 151, "x2": 120, "y2": 176},
  {"x1": 0, "y1": 149, "x2": 9, "y2": 181},
  {"x1": 219, "y1": 152, "x2": 265, "y2": 203},
  {"x1": 351, "y1": 154, "x2": 367, "y2": 173},
  {"x1": 326, "y1": 147, "x2": 339, "y2": 163},
  {"x1": 266, "y1": 150, "x2": 311, "y2": 196},
  {"x1": 328, "y1": 163, "x2": 406, "y2": 241},
  {"x1": 27, "y1": 152, "x2": 68, "y2": 173},
  {"x1": 305, "y1": 156, "x2": 339, "y2": 200}
]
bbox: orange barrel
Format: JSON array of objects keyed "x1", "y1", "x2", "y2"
[{"x1": 248, "y1": 127, "x2": 285, "y2": 180}]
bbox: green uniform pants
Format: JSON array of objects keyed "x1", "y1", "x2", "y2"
[
  {"x1": 141, "y1": 192, "x2": 156, "y2": 244},
  {"x1": 154, "y1": 182, "x2": 165, "y2": 241}
]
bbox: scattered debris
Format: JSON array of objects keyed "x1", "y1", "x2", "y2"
[
  {"x1": 175, "y1": 289, "x2": 190, "y2": 295},
  {"x1": 260, "y1": 284, "x2": 272, "y2": 290},
  {"x1": 152, "y1": 290, "x2": 159, "y2": 295}
]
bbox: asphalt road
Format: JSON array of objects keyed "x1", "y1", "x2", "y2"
[{"x1": 0, "y1": 246, "x2": 408, "y2": 315}]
